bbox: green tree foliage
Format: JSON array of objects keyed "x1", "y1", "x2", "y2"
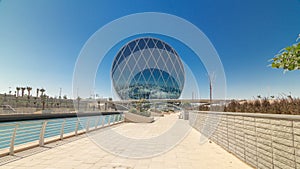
[{"x1": 271, "y1": 35, "x2": 300, "y2": 71}]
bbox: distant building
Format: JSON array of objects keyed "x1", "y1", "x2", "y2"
[{"x1": 111, "y1": 37, "x2": 185, "y2": 100}]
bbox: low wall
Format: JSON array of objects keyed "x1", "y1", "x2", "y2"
[{"x1": 189, "y1": 111, "x2": 300, "y2": 169}]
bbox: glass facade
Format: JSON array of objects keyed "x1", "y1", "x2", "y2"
[{"x1": 111, "y1": 37, "x2": 185, "y2": 100}]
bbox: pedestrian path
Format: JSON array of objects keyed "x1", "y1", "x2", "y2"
[{"x1": 1, "y1": 114, "x2": 252, "y2": 169}]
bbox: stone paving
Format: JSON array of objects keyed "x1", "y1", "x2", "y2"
[{"x1": 1, "y1": 114, "x2": 252, "y2": 169}]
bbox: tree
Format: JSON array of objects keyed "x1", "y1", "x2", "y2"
[
  {"x1": 26, "y1": 87, "x2": 32, "y2": 97},
  {"x1": 16, "y1": 87, "x2": 20, "y2": 97},
  {"x1": 26, "y1": 87, "x2": 32, "y2": 107},
  {"x1": 21, "y1": 87, "x2": 26, "y2": 97},
  {"x1": 36, "y1": 88, "x2": 39, "y2": 97},
  {"x1": 271, "y1": 35, "x2": 300, "y2": 71},
  {"x1": 40, "y1": 88, "x2": 45, "y2": 97},
  {"x1": 41, "y1": 94, "x2": 46, "y2": 110}
]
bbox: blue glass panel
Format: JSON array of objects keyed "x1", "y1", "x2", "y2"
[
  {"x1": 116, "y1": 50, "x2": 125, "y2": 66},
  {"x1": 147, "y1": 39, "x2": 155, "y2": 48},
  {"x1": 123, "y1": 47, "x2": 131, "y2": 58},
  {"x1": 128, "y1": 41, "x2": 136, "y2": 51},
  {"x1": 138, "y1": 39, "x2": 146, "y2": 49},
  {"x1": 156, "y1": 41, "x2": 164, "y2": 49},
  {"x1": 116, "y1": 48, "x2": 130, "y2": 68},
  {"x1": 132, "y1": 40, "x2": 141, "y2": 53},
  {"x1": 164, "y1": 44, "x2": 174, "y2": 54}
]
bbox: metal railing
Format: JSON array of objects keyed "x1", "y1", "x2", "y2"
[{"x1": 0, "y1": 114, "x2": 124, "y2": 156}]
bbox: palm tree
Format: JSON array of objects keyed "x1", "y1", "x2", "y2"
[
  {"x1": 40, "y1": 88, "x2": 45, "y2": 97},
  {"x1": 26, "y1": 87, "x2": 32, "y2": 97},
  {"x1": 21, "y1": 87, "x2": 26, "y2": 97},
  {"x1": 16, "y1": 87, "x2": 20, "y2": 97},
  {"x1": 41, "y1": 94, "x2": 46, "y2": 110},
  {"x1": 36, "y1": 88, "x2": 39, "y2": 97},
  {"x1": 25, "y1": 87, "x2": 32, "y2": 107}
]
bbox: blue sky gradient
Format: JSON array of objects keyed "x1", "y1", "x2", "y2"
[{"x1": 0, "y1": 0, "x2": 300, "y2": 99}]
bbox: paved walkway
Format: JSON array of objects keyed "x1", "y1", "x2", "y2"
[{"x1": 1, "y1": 114, "x2": 252, "y2": 169}]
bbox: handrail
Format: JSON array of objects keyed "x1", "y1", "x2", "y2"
[
  {"x1": 9, "y1": 124, "x2": 18, "y2": 155},
  {"x1": 1, "y1": 105, "x2": 16, "y2": 112},
  {"x1": 0, "y1": 113, "x2": 124, "y2": 156}
]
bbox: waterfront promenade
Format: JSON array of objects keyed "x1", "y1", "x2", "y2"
[{"x1": 1, "y1": 114, "x2": 251, "y2": 169}]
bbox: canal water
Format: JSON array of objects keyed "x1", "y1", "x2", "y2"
[{"x1": 0, "y1": 115, "x2": 119, "y2": 150}]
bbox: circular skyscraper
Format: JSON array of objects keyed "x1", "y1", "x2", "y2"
[{"x1": 111, "y1": 37, "x2": 185, "y2": 100}]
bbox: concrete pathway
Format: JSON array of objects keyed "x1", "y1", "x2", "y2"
[{"x1": 1, "y1": 114, "x2": 252, "y2": 169}]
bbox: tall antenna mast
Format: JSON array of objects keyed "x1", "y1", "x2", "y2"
[{"x1": 208, "y1": 72, "x2": 216, "y2": 104}]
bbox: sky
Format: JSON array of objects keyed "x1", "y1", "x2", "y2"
[{"x1": 0, "y1": 0, "x2": 300, "y2": 100}]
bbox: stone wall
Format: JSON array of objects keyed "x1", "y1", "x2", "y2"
[{"x1": 189, "y1": 111, "x2": 300, "y2": 169}]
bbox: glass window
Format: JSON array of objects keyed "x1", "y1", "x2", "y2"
[
  {"x1": 156, "y1": 40, "x2": 163, "y2": 49},
  {"x1": 128, "y1": 41, "x2": 136, "y2": 51},
  {"x1": 123, "y1": 47, "x2": 131, "y2": 58},
  {"x1": 147, "y1": 39, "x2": 155, "y2": 48},
  {"x1": 138, "y1": 39, "x2": 146, "y2": 49},
  {"x1": 165, "y1": 44, "x2": 172, "y2": 53},
  {"x1": 142, "y1": 49, "x2": 151, "y2": 60}
]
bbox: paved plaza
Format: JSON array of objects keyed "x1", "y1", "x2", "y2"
[{"x1": 1, "y1": 114, "x2": 252, "y2": 169}]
